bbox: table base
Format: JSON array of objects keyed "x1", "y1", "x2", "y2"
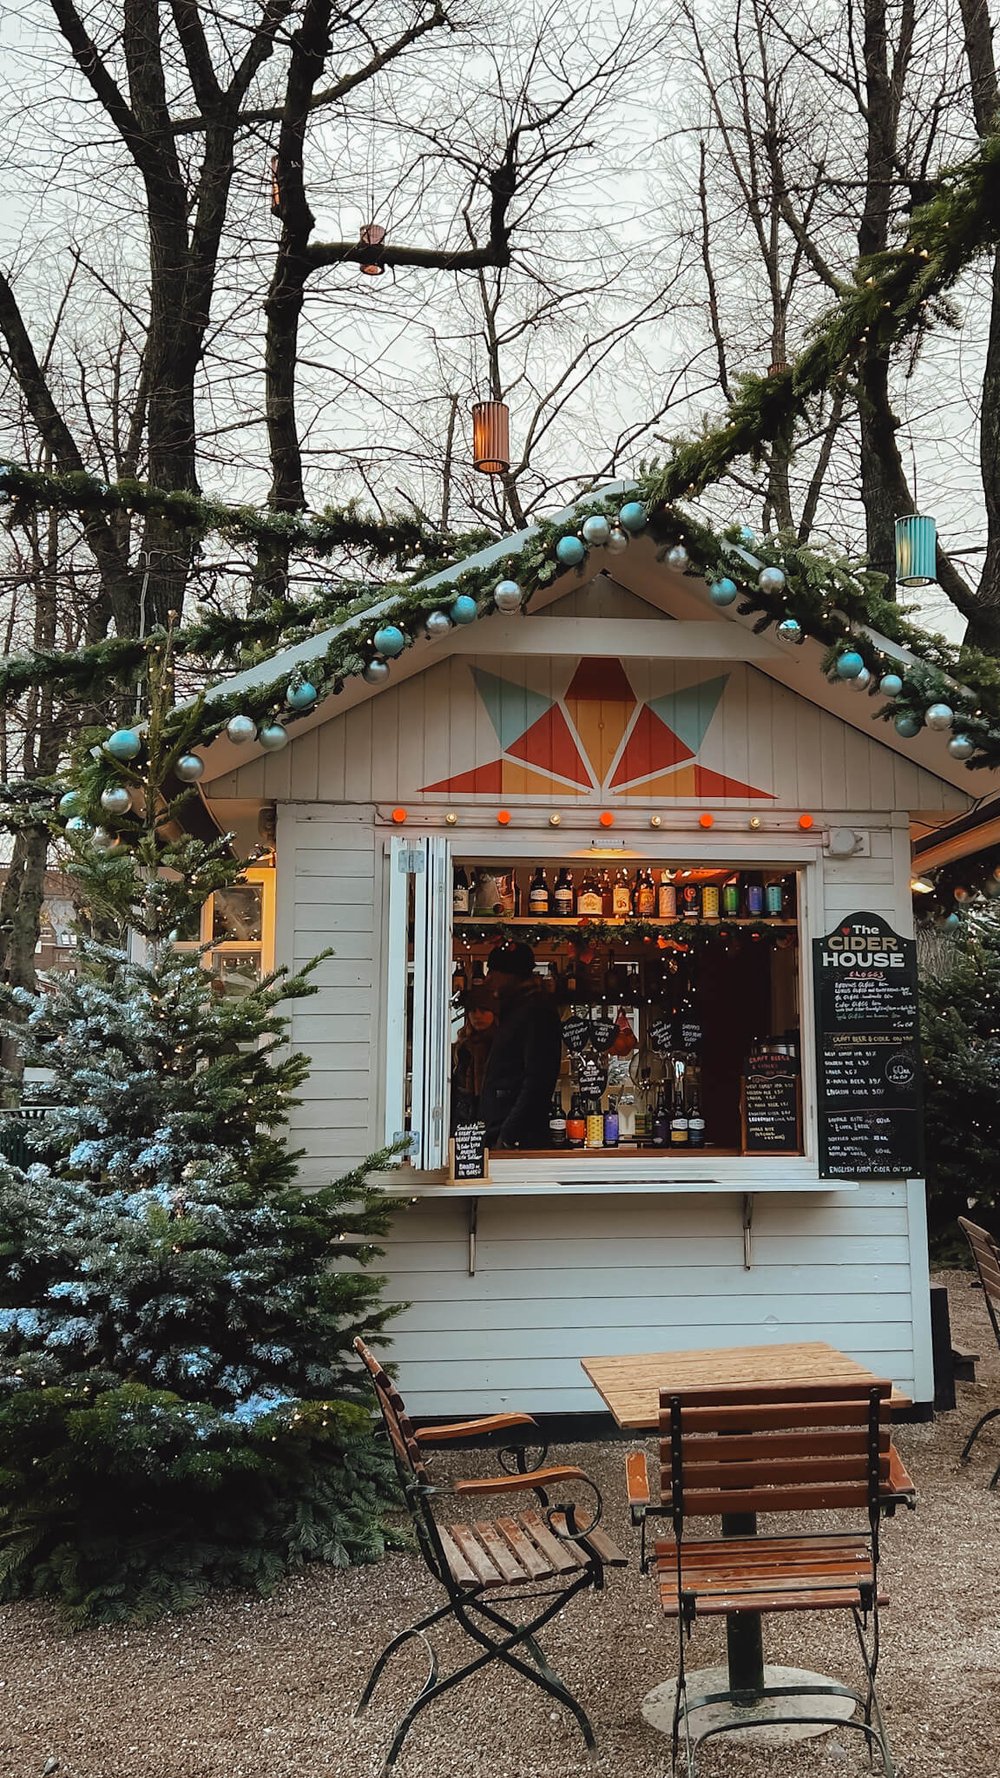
[{"x1": 642, "y1": 1664, "x2": 858, "y2": 1746}]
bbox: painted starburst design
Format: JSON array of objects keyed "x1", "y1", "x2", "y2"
[{"x1": 422, "y1": 659, "x2": 773, "y2": 799}]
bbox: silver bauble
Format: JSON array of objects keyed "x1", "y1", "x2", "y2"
[
  {"x1": 581, "y1": 514, "x2": 611, "y2": 546},
  {"x1": 948, "y1": 733, "x2": 975, "y2": 761},
  {"x1": 493, "y1": 579, "x2": 522, "y2": 613},
  {"x1": 925, "y1": 702, "x2": 954, "y2": 732},
  {"x1": 606, "y1": 526, "x2": 629, "y2": 554},
  {"x1": 100, "y1": 785, "x2": 132, "y2": 816},
  {"x1": 758, "y1": 565, "x2": 786, "y2": 594},
  {"x1": 423, "y1": 610, "x2": 452, "y2": 639},
  {"x1": 849, "y1": 667, "x2": 872, "y2": 691},
  {"x1": 666, "y1": 544, "x2": 689, "y2": 572},
  {"x1": 175, "y1": 753, "x2": 205, "y2": 782},
  {"x1": 776, "y1": 618, "x2": 802, "y2": 644},
  {"x1": 362, "y1": 658, "x2": 390, "y2": 685},
  {"x1": 91, "y1": 826, "x2": 116, "y2": 852},
  {"x1": 258, "y1": 723, "x2": 289, "y2": 752},
  {"x1": 226, "y1": 714, "x2": 257, "y2": 745},
  {"x1": 64, "y1": 815, "x2": 90, "y2": 834}
]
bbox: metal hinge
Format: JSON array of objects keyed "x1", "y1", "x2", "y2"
[{"x1": 397, "y1": 847, "x2": 425, "y2": 874}]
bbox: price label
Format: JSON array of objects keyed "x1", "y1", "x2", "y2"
[
  {"x1": 450, "y1": 1122, "x2": 488, "y2": 1182},
  {"x1": 649, "y1": 1017, "x2": 674, "y2": 1054},
  {"x1": 561, "y1": 1014, "x2": 591, "y2": 1054},
  {"x1": 590, "y1": 1015, "x2": 616, "y2": 1050},
  {"x1": 574, "y1": 1054, "x2": 608, "y2": 1094}
]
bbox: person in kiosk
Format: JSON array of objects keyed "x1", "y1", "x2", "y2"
[
  {"x1": 479, "y1": 942, "x2": 563, "y2": 1150},
  {"x1": 450, "y1": 984, "x2": 497, "y2": 1127}
]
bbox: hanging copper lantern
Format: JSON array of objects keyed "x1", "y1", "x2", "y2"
[
  {"x1": 471, "y1": 400, "x2": 510, "y2": 475},
  {"x1": 359, "y1": 223, "x2": 385, "y2": 276}
]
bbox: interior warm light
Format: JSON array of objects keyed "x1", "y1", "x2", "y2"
[
  {"x1": 599, "y1": 811, "x2": 615, "y2": 828},
  {"x1": 798, "y1": 813, "x2": 815, "y2": 830},
  {"x1": 497, "y1": 809, "x2": 511, "y2": 825},
  {"x1": 391, "y1": 808, "x2": 408, "y2": 824},
  {"x1": 472, "y1": 400, "x2": 510, "y2": 474},
  {"x1": 911, "y1": 875, "x2": 935, "y2": 893},
  {"x1": 698, "y1": 812, "x2": 714, "y2": 829}
]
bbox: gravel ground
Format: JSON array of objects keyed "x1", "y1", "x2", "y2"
[{"x1": 3, "y1": 1270, "x2": 1000, "y2": 1778}]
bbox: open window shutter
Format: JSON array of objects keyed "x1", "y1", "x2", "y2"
[
  {"x1": 382, "y1": 833, "x2": 411, "y2": 1150},
  {"x1": 410, "y1": 835, "x2": 452, "y2": 1169}
]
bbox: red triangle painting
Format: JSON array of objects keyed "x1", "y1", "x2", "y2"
[
  {"x1": 692, "y1": 765, "x2": 775, "y2": 800},
  {"x1": 609, "y1": 705, "x2": 693, "y2": 787},
  {"x1": 422, "y1": 759, "x2": 505, "y2": 795},
  {"x1": 506, "y1": 704, "x2": 592, "y2": 786}
]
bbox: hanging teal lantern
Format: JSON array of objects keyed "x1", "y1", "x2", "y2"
[
  {"x1": 894, "y1": 514, "x2": 937, "y2": 586},
  {"x1": 104, "y1": 728, "x2": 141, "y2": 762},
  {"x1": 556, "y1": 534, "x2": 586, "y2": 566},
  {"x1": 879, "y1": 673, "x2": 904, "y2": 698},
  {"x1": 450, "y1": 595, "x2": 478, "y2": 623},
  {"x1": 618, "y1": 501, "x2": 647, "y2": 534},
  {"x1": 894, "y1": 712, "x2": 922, "y2": 738},
  {"x1": 373, "y1": 626, "x2": 406, "y2": 659},
  {"x1": 836, "y1": 651, "x2": 865, "y2": 680},
  {"x1": 709, "y1": 577, "x2": 738, "y2": 606},
  {"x1": 286, "y1": 678, "x2": 318, "y2": 709}
]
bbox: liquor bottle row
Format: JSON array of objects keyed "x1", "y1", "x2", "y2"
[
  {"x1": 549, "y1": 1082, "x2": 707, "y2": 1149},
  {"x1": 453, "y1": 862, "x2": 795, "y2": 922}
]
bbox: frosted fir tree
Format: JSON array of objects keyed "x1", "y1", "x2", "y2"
[{"x1": 0, "y1": 635, "x2": 396, "y2": 1621}]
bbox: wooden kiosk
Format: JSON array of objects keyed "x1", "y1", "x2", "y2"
[{"x1": 190, "y1": 510, "x2": 980, "y2": 1418}]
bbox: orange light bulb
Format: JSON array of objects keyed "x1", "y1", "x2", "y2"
[
  {"x1": 698, "y1": 812, "x2": 714, "y2": 829},
  {"x1": 391, "y1": 807, "x2": 408, "y2": 824},
  {"x1": 798, "y1": 813, "x2": 814, "y2": 830},
  {"x1": 497, "y1": 809, "x2": 511, "y2": 825},
  {"x1": 599, "y1": 811, "x2": 615, "y2": 828}
]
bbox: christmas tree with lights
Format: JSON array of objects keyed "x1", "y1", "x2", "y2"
[
  {"x1": 0, "y1": 637, "x2": 396, "y2": 1621},
  {"x1": 921, "y1": 909, "x2": 1000, "y2": 1252}
]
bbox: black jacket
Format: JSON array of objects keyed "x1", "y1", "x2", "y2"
[{"x1": 478, "y1": 983, "x2": 563, "y2": 1148}]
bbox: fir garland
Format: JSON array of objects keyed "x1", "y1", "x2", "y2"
[{"x1": 452, "y1": 916, "x2": 790, "y2": 949}]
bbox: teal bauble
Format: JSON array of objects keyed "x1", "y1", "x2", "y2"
[
  {"x1": 879, "y1": 673, "x2": 904, "y2": 698},
  {"x1": 776, "y1": 618, "x2": 802, "y2": 644},
  {"x1": 58, "y1": 790, "x2": 82, "y2": 817},
  {"x1": 894, "y1": 713, "x2": 922, "y2": 738},
  {"x1": 925, "y1": 702, "x2": 954, "y2": 732},
  {"x1": 450, "y1": 594, "x2": 478, "y2": 623},
  {"x1": 581, "y1": 514, "x2": 611, "y2": 546},
  {"x1": 738, "y1": 525, "x2": 755, "y2": 544},
  {"x1": 104, "y1": 728, "x2": 141, "y2": 761},
  {"x1": 618, "y1": 501, "x2": 647, "y2": 534},
  {"x1": 64, "y1": 815, "x2": 90, "y2": 834},
  {"x1": 373, "y1": 626, "x2": 406, "y2": 658},
  {"x1": 709, "y1": 577, "x2": 738, "y2": 607},
  {"x1": 836, "y1": 651, "x2": 865, "y2": 680},
  {"x1": 258, "y1": 724, "x2": 289, "y2": 752},
  {"x1": 493, "y1": 579, "x2": 522, "y2": 613},
  {"x1": 948, "y1": 733, "x2": 975, "y2": 760},
  {"x1": 556, "y1": 534, "x2": 586, "y2": 566},
  {"x1": 286, "y1": 678, "x2": 319, "y2": 708},
  {"x1": 758, "y1": 565, "x2": 786, "y2": 594}
]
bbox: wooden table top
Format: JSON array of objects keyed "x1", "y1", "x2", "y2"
[{"x1": 581, "y1": 1340, "x2": 904, "y2": 1430}]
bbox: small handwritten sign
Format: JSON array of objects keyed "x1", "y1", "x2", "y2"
[
  {"x1": 449, "y1": 1122, "x2": 490, "y2": 1183},
  {"x1": 741, "y1": 1057, "x2": 801, "y2": 1154},
  {"x1": 649, "y1": 1017, "x2": 674, "y2": 1054},
  {"x1": 561, "y1": 1013, "x2": 591, "y2": 1054},
  {"x1": 574, "y1": 1053, "x2": 608, "y2": 1095},
  {"x1": 590, "y1": 1014, "x2": 616, "y2": 1050}
]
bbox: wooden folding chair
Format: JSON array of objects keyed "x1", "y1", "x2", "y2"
[
  {"x1": 352, "y1": 1336, "x2": 626, "y2": 1773},
  {"x1": 958, "y1": 1215, "x2": 1000, "y2": 1485},
  {"x1": 635, "y1": 1380, "x2": 913, "y2": 1777}
]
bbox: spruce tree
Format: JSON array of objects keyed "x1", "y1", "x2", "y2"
[
  {"x1": 921, "y1": 908, "x2": 1000, "y2": 1254},
  {"x1": 0, "y1": 640, "x2": 396, "y2": 1621}
]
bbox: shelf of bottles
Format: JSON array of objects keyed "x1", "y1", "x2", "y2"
[{"x1": 451, "y1": 861, "x2": 801, "y2": 1157}]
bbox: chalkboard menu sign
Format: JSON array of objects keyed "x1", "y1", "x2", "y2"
[
  {"x1": 561, "y1": 1013, "x2": 590, "y2": 1054},
  {"x1": 649, "y1": 1017, "x2": 674, "y2": 1054},
  {"x1": 449, "y1": 1122, "x2": 490, "y2": 1183},
  {"x1": 741, "y1": 1056, "x2": 801, "y2": 1153},
  {"x1": 813, "y1": 912, "x2": 923, "y2": 1179},
  {"x1": 591, "y1": 1014, "x2": 616, "y2": 1051}
]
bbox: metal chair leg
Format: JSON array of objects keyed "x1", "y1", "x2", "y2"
[
  {"x1": 960, "y1": 1403, "x2": 1000, "y2": 1465},
  {"x1": 355, "y1": 1600, "x2": 451, "y2": 1715},
  {"x1": 470, "y1": 1596, "x2": 597, "y2": 1752}
]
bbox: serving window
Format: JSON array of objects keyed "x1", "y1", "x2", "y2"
[{"x1": 385, "y1": 836, "x2": 803, "y2": 1170}]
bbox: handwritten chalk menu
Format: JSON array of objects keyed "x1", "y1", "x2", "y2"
[
  {"x1": 741, "y1": 1056, "x2": 801, "y2": 1154},
  {"x1": 449, "y1": 1122, "x2": 489, "y2": 1183},
  {"x1": 813, "y1": 912, "x2": 923, "y2": 1178},
  {"x1": 649, "y1": 1017, "x2": 674, "y2": 1054},
  {"x1": 561, "y1": 1013, "x2": 590, "y2": 1054}
]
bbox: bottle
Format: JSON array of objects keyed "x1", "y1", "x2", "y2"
[
  {"x1": 453, "y1": 865, "x2": 470, "y2": 914},
  {"x1": 566, "y1": 1093, "x2": 586, "y2": 1148},
  {"x1": 452, "y1": 958, "x2": 467, "y2": 997},
  {"x1": 652, "y1": 1085, "x2": 670, "y2": 1146},
  {"x1": 688, "y1": 1095, "x2": 705, "y2": 1147},
  {"x1": 612, "y1": 867, "x2": 633, "y2": 916},
  {"x1": 603, "y1": 1099, "x2": 620, "y2": 1146},
  {"x1": 554, "y1": 867, "x2": 574, "y2": 917},
  {"x1": 722, "y1": 875, "x2": 741, "y2": 917},
  {"x1": 586, "y1": 1097, "x2": 605, "y2": 1148},
  {"x1": 577, "y1": 867, "x2": 603, "y2": 917},
  {"x1": 680, "y1": 881, "x2": 700, "y2": 921},
  {"x1": 670, "y1": 1092, "x2": 689, "y2": 1145},
  {"x1": 528, "y1": 865, "x2": 550, "y2": 915},
  {"x1": 701, "y1": 882, "x2": 720, "y2": 921},
  {"x1": 549, "y1": 1090, "x2": 567, "y2": 1147},
  {"x1": 635, "y1": 867, "x2": 656, "y2": 918},
  {"x1": 564, "y1": 957, "x2": 578, "y2": 998},
  {"x1": 617, "y1": 1092, "x2": 636, "y2": 1140},
  {"x1": 471, "y1": 958, "x2": 486, "y2": 986},
  {"x1": 765, "y1": 877, "x2": 785, "y2": 919},
  {"x1": 744, "y1": 872, "x2": 765, "y2": 918},
  {"x1": 657, "y1": 870, "x2": 677, "y2": 919},
  {"x1": 600, "y1": 869, "x2": 614, "y2": 915}
]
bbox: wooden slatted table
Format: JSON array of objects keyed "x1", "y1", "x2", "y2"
[
  {"x1": 581, "y1": 1339, "x2": 909, "y2": 1430},
  {"x1": 581, "y1": 1340, "x2": 910, "y2": 1729}
]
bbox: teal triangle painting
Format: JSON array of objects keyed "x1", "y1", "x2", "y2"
[
  {"x1": 470, "y1": 668, "x2": 553, "y2": 751},
  {"x1": 649, "y1": 676, "x2": 729, "y2": 755}
]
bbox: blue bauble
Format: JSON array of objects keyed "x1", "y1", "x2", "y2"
[
  {"x1": 879, "y1": 673, "x2": 904, "y2": 698},
  {"x1": 104, "y1": 728, "x2": 141, "y2": 762},
  {"x1": 556, "y1": 534, "x2": 586, "y2": 567},
  {"x1": 948, "y1": 733, "x2": 975, "y2": 761},
  {"x1": 286, "y1": 678, "x2": 319, "y2": 708},
  {"x1": 738, "y1": 525, "x2": 756, "y2": 545},
  {"x1": 937, "y1": 911, "x2": 962, "y2": 929},
  {"x1": 776, "y1": 618, "x2": 802, "y2": 644},
  {"x1": 58, "y1": 790, "x2": 82, "y2": 816},
  {"x1": 581, "y1": 514, "x2": 611, "y2": 546},
  {"x1": 493, "y1": 579, "x2": 522, "y2": 613},
  {"x1": 64, "y1": 815, "x2": 90, "y2": 834},
  {"x1": 925, "y1": 702, "x2": 954, "y2": 732},
  {"x1": 709, "y1": 577, "x2": 738, "y2": 606},
  {"x1": 758, "y1": 565, "x2": 786, "y2": 594},
  {"x1": 836, "y1": 651, "x2": 865, "y2": 681},
  {"x1": 450, "y1": 594, "x2": 478, "y2": 624},
  {"x1": 373, "y1": 626, "x2": 406, "y2": 659},
  {"x1": 618, "y1": 501, "x2": 647, "y2": 534},
  {"x1": 258, "y1": 724, "x2": 289, "y2": 752},
  {"x1": 894, "y1": 713, "x2": 922, "y2": 738}
]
